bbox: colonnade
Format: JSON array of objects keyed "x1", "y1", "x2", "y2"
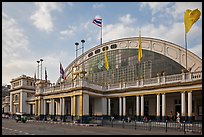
[{"x1": 32, "y1": 91, "x2": 194, "y2": 122}]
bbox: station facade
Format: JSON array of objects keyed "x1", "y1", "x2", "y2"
[{"x1": 9, "y1": 37, "x2": 202, "y2": 122}]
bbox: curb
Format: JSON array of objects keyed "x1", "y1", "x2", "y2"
[{"x1": 29, "y1": 120, "x2": 99, "y2": 127}]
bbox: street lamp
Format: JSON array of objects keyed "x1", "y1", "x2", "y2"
[
  {"x1": 40, "y1": 59, "x2": 43, "y2": 80},
  {"x1": 81, "y1": 40, "x2": 85, "y2": 70},
  {"x1": 75, "y1": 42, "x2": 79, "y2": 60},
  {"x1": 37, "y1": 60, "x2": 40, "y2": 79},
  {"x1": 81, "y1": 40, "x2": 85, "y2": 55}
]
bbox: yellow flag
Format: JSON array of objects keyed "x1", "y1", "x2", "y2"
[
  {"x1": 138, "y1": 31, "x2": 142, "y2": 62},
  {"x1": 104, "y1": 48, "x2": 109, "y2": 70},
  {"x1": 184, "y1": 9, "x2": 201, "y2": 33}
]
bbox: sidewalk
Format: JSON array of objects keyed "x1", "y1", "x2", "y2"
[{"x1": 27, "y1": 120, "x2": 202, "y2": 135}]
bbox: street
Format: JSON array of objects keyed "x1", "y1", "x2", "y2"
[{"x1": 2, "y1": 118, "x2": 201, "y2": 135}]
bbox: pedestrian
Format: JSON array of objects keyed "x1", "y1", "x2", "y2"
[
  {"x1": 176, "y1": 112, "x2": 180, "y2": 123},
  {"x1": 170, "y1": 111, "x2": 173, "y2": 121},
  {"x1": 127, "y1": 117, "x2": 131, "y2": 123}
]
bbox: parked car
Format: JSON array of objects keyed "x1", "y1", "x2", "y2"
[{"x1": 15, "y1": 112, "x2": 28, "y2": 123}]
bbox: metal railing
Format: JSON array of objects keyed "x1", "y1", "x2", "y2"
[
  {"x1": 97, "y1": 119, "x2": 202, "y2": 134},
  {"x1": 42, "y1": 71, "x2": 202, "y2": 94}
]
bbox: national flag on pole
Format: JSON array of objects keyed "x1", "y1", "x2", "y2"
[
  {"x1": 138, "y1": 31, "x2": 142, "y2": 62},
  {"x1": 45, "y1": 67, "x2": 47, "y2": 82},
  {"x1": 93, "y1": 18, "x2": 102, "y2": 27},
  {"x1": 184, "y1": 9, "x2": 201, "y2": 33},
  {"x1": 60, "y1": 62, "x2": 65, "y2": 80},
  {"x1": 104, "y1": 48, "x2": 109, "y2": 70}
]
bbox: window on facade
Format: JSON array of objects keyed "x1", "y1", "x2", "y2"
[
  {"x1": 102, "y1": 46, "x2": 108, "y2": 51},
  {"x1": 88, "y1": 52, "x2": 93, "y2": 57},
  {"x1": 14, "y1": 94, "x2": 18, "y2": 102},
  {"x1": 111, "y1": 44, "x2": 117, "y2": 49},
  {"x1": 95, "y1": 49, "x2": 101, "y2": 54}
]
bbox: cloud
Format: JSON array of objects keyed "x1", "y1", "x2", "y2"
[
  {"x1": 119, "y1": 14, "x2": 136, "y2": 25},
  {"x1": 30, "y1": 2, "x2": 62, "y2": 32},
  {"x1": 102, "y1": 13, "x2": 201, "y2": 60},
  {"x1": 2, "y1": 12, "x2": 35, "y2": 84},
  {"x1": 103, "y1": 24, "x2": 135, "y2": 42},
  {"x1": 140, "y1": 2, "x2": 202, "y2": 22},
  {"x1": 189, "y1": 44, "x2": 202, "y2": 59},
  {"x1": 2, "y1": 12, "x2": 30, "y2": 62},
  {"x1": 103, "y1": 14, "x2": 137, "y2": 42},
  {"x1": 140, "y1": 2, "x2": 171, "y2": 15},
  {"x1": 93, "y1": 3, "x2": 104, "y2": 9},
  {"x1": 59, "y1": 25, "x2": 77, "y2": 39},
  {"x1": 168, "y1": 2, "x2": 202, "y2": 20}
]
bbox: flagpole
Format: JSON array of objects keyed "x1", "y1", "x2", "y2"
[
  {"x1": 185, "y1": 32, "x2": 188, "y2": 72},
  {"x1": 60, "y1": 62, "x2": 62, "y2": 91},
  {"x1": 101, "y1": 19, "x2": 102, "y2": 45},
  {"x1": 138, "y1": 30, "x2": 141, "y2": 79}
]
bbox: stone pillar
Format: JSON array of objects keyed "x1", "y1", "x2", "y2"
[
  {"x1": 101, "y1": 97, "x2": 107, "y2": 117},
  {"x1": 35, "y1": 100, "x2": 38, "y2": 116},
  {"x1": 39, "y1": 98, "x2": 44, "y2": 120},
  {"x1": 10, "y1": 94, "x2": 13, "y2": 113},
  {"x1": 156, "y1": 94, "x2": 160, "y2": 121},
  {"x1": 71, "y1": 96, "x2": 76, "y2": 116},
  {"x1": 119, "y1": 97, "x2": 122, "y2": 119},
  {"x1": 108, "y1": 98, "x2": 111, "y2": 116},
  {"x1": 181, "y1": 92, "x2": 186, "y2": 121},
  {"x1": 162, "y1": 93, "x2": 166, "y2": 121},
  {"x1": 43, "y1": 99, "x2": 47, "y2": 120},
  {"x1": 188, "y1": 91, "x2": 192, "y2": 122},
  {"x1": 60, "y1": 98, "x2": 65, "y2": 122},
  {"x1": 83, "y1": 94, "x2": 89, "y2": 123},
  {"x1": 123, "y1": 97, "x2": 126, "y2": 119},
  {"x1": 136, "y1": 96, "x2": 140, "y2": 120},
  {"x1": 141, "y1": 95, "x2": 144, "y2": 118},
  {"x1": 51, "y1": 99, "x2": 55, "y2": 121}
]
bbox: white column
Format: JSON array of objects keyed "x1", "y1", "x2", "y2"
[
  {"x1": 101, "y1": 97, "x2": 107, "y2": 115},
  {"x1": 62, "y1": 98, "x2": 65, "y2": 115},
  {"x1": 43, "y1": 99, "x2": 46, "y2": 115},
  {"x1": 83, "y1": 94, "x2": 89, "y2": 115},
  {"x1": 108, "y1": 98, "x2": 111, "y2": 116},
  {"x1": 141, "y1": 95, "x2": 144, "y2": 117},
  {"x1": 71, "y1": 96, "x2": 76, "y2": 116},
  {"x1": 123, "y1": 97, "x2": 126, "y2": 116},
  {"x1": 181, "y1": 92, "x2": 186, "y2": 117},
  {"x1": 60, "y1": 98, "x2": 65, "y2": 116},
  {"x1": 119, "y1": 97, "x2": 122, "y2": 116},
  {"x1": 188, "y1": 91, "x2": 192, "y2": 117},
  {"x1": 51, "y1": 99, "x2": 54, "y2": 116},
  {"x1": 157, "y1": 94, "x2": 160, "y2": 117},
  {"x1": 136, "y1": 96, "x2": 140, "y2": 116},
  {"x1": 162, "y1": 93, "x2": 166, "y2": 117},
  {"x1": 10, "y1": 94, "x2": 13, "y2": 112},
  {"x1": 60, "y1": 98, "x2": 62, "y2": 115},
  {"x1": 40, "y1": 99, "x2": 44, "y2": 115}
]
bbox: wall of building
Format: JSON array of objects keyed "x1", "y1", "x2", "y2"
[{"x1": 20, "y1": 91, "x2": 28, "y2": 113}]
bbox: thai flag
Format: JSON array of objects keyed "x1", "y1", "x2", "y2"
[
  {"x1": 93, "y1": 18, "x2": 102, "y2": 27},
  {"x1": 60, "y1": 63, "x2": 65, "y2": 79}
]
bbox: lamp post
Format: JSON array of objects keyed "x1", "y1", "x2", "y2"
[
  {"x1": 37, "y1": 60, "x2": 40, "y2": 79},
  {"x1": 40, "y1": 59, "x2": 43, "y2": 80},
  {"x1": 81, "y1": 40, "x2": 85, "y2": 55},
  {"x1": 81, "y1": 40, "x2": 85, "y2": 71},
  {"x1": 75, "y1": 42, "x2": 79, "y2": 62}
]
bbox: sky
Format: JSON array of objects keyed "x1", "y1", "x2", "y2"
[{"x1": 2, "y1": 2, "x2": 202, "y2": 85}]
